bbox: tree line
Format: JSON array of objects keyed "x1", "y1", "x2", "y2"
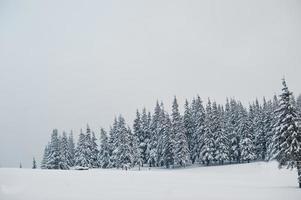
[{"x1": 40, "y1": 79, "x2": 301, "y2": 186}]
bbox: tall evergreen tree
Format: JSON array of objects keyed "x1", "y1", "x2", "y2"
[
  {"x1": 156, "y1": 103, "x2": 167, "y2": 166},
  {"x1": 162, "y1": 112, "x2": 173, "y2": 168},
  {"x1": 133, "y1": 110, "x2": 144, "y2": 165},
  {"x1": 108, "y1": 118, "x2": 118, "y2": 168},
  {"x1": 190, "y1": 96, "x2": 206, "y2": 163},
  {"x1": 141, "y1": 108, "x2": 151, "y2": 165},
  {"x1": 171, "y1": 97, "x2": 190, "y2": 167},
  {"x1": 75, "y1": 129, "x2": 90, "y2": 168},
  {"x1": 46, "y1": 129, "x2": 61, "y2": 169},
  {"x1": 262, "y1": 99, "x2": 274, "y2": 160},
  {"x1": 41, "y1": 144, "x2": 50, "y2": 169},
  {"x1": 266, "y1": 95, "x2": 279, "y2": 160},
  {"x1": 59, "y1": 132, "x2": 70, "y2": 169},
  {"x1": 148, "y1": 102, "x2": 161, "y2": 167},
  {"x1": 215, "y1": 102, "x2": 230, "y2": 164},
  {"x1": 239, "y1": 107, "x2": 256, "y2": 163},
  {"x1": 253, "y1": 99, "x2": 266, "y2": 160},
  {"x1": 200, "y1": 99, "x2": 216, "y2": 165},
  {"x1": 90, "y1": 132, "x2": 99, "y2": 168},
  {"x1": 67, "y1": 131, "x2": 75, "y2": 167},
  {"x1": 130, "y1": 126, "x2": 142, "y2": 168},
  {"x1": 227, "y1": 99, "x2": 241, "y2": 163},
  {"x1": 272, "y1": 79, "x2": 301, "y2": 188},
  {"x1": 184, "y1": 100, "x2": 194, "y2": 156},
  {"x1": 98, "y1": 128, "x2": 111, "y2": 168},
  {"x1": 114, "y1": 116, "x2": 133, "y2": 169}
]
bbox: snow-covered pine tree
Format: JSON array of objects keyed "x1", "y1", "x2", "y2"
[
  {"x1": 84, "y1": 125, "x2": 93, "y2": 167},
  {"x1": 184, "y1": 100, "x2": 194, "y2": 156},
  {"x1": 190, "y1": 96, "x2": 206, "y2": 164},
  {"x1": 266, "y1": 95, "x2": 280, "y2": 160},
  {"x1": 141, "y1": 108, "x2": 151, "y2": 166},
  {"x1": 133, "y1": 110, "x2": 144, "y2": 166},
  {"x1": 262, "y1": 99, "x2": 274, "y2": 161},
  {"x1": 253, "y1": 99, "x2": 266, "y2": 160},
  {"x1": 227, "y1": 99, "x2": 241, "y2": 163},
  {"x1": 32, "y1": 157, "x2": 37, "y2": 169},
  {"x1": 75, "y1": 129, "x2": 90, "y2": 168},
  {"x1": 59, "y1": 132, "x2": 70, "y2": 169},
  {"x1": 108, "y1": 118, "x2": 118, "y2": 168},
  {"x1": 41, "y1": 144, "x2": 50, "y2": 169},
  {"x1": 171, "y1": 97, "x2": 190, "y2": 167},
  {"x1": 130, "y1": 126, "x2": 142, "y2": 169},
  {"x1": 156, "y1": 102, "x2": 167, "y2": 166},
  {"x1": 90, "y1": 132, "x2": 99, "y2": 168},
  {"x1": 162, "y1": 112, "x2": 173, "y2": 168},
  {"x1": 67, "y1": 131, "x2": 75, "y2": 167},
  {"x1": 98, "y1": 128, "x2": 111, "y2": 168},
  {"x1": 114, "y1": 116, "x2": 133, "y2": 169},
  {"x1": 239, "y1": 106, "x2": 256, "y2": 163},
  {"x1": 215, "y1": 103, "x2": 230, "y2": 164},
  {"x1": 272, "y1": 79, "x2": 301, "y2": 188},
  {"x1": 200, "y1": 99, "x2": 216, "y2": 165},
  {"x1": 148, "y1": 102, "x2": 161, "y2": 167},
  {"x1": 46, "y1": 129, "x2": 61, "y2": 169}
]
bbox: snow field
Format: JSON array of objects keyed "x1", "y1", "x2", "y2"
[{"x1": 0, "y1": 162, "x2": 300, "y2": 200}]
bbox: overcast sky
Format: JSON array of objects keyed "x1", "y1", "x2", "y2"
[{"x1": 0, "y1": 0, "x2": 300, "y2": 167}]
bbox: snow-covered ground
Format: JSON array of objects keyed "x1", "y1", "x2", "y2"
[{"x1": 0, "y1": 162, "x2": 300, "y2": 200}]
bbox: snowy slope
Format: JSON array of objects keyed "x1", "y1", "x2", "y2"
[{"x1": 0, "y1": 162, "x2": 300, "y2": 200}]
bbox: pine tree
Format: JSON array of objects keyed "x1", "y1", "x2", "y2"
[
  {"x1": 239, "y1": 107, "x2": 256, "y2": 163},
  {"x1": 253, "y1": 99, "x2": 266, "y2": 160},
  {"x1": 227, "y1": 99, "x2": 241, "y2": 163},
  {"x1": 32, "y1": 157, "x2": 37, "y2": 169},
  {"x1": 108, "y1": 118, "x2": 118, "y2": 168},
  {"x1": 98, "y1": 128, "x2": 111, "y2": 168},
  {"x1": 84, "y1": 125, "x2": 93, "y2": 167},
  {"x1": 262, "y1": 99, "x2": 274, "y2": 160},
  {"x1": 141, "y1": 108, "x2": 151, "y2": 166},
  {"x1": 162, "y1": 112, "x2": 173, "y2": 168},
  {"x1": 148, "y1": 102, "x2": 161, "y2": 167},
  {"x1": 130, "y1": 126, "x2": 142, "y2": 169},
  {"x1": 41, "y1": 144, "x2": 50, "y2": 169},
  {"x1": 90, "y1": 132, "x2": 99, "y2": 168},
  {"x1": 75, "y1": 129, "x2": 90, "y2": 168},
  {"x1": 200, "y1": 99, "x2": 216, "y2": 165},
  {"x1": 272, "y1": 79, "x2": 301, "y2": 188},
  {"x1": 59, "y1": 132, "x2": 69, "y2": 169},
  {"x1": 190, "y1": 96, "x2": 206, "y2": 164},
  {"x1": 156, "y1": 103, "x2": 167, "y2": 166},
  {"x1": 133, "y1": 110, "x2": 144, "y2": 165},
  {"x1": 215, "y1": 103, "x2": 230, "y2": 164},
  {"x1": 114, "y1": 116, "x2": 133, "y2": 169},
  {"x1": 183, "y1": 100, "x2": 194, "y2": 157},
  {"x1": 47, "y1": 129, "x2": 61, "y2": 169},
  {"x1": 67, "y1": 131, "x2": 75, "y2": 167},
  {"x1": 266, "y1": 95, "x2": 279, "y2": 160},
  {"x1": 171, "y1": 97, "x2": 190, "y2": 167}
]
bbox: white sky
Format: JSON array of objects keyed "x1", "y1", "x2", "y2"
[{"x1": 0, "y1": 0, "x2": 300, "y2": 167}]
